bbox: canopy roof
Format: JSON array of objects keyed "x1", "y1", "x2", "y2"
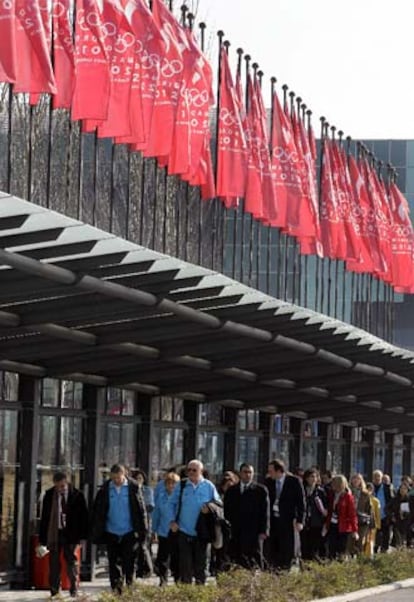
[{"x1": 1, "y1": 192, "x2": 414, "y2": 432}]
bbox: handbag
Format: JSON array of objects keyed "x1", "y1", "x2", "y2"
[{"x1": 357, "y1": 511, "x2": 372, "y2": 527}]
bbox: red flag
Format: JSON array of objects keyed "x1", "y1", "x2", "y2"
[
  {"x1": 143, "y1": 0, "x2": 183, "y2": 158},
  {"x1": 169, "y1": 29, "x2": 214, "y2": 182},
  {"x1": 271, "y1": 90, "x2": 301, "y2": 234},
  {"x1": 347, "y1": 156, "x2": 382, "y2": 275},
  {"x1": 216, "y1": 48, "x2": 247, "y2": 205},
  {"x1": 116, "y1": 0, "x2": 165, "y2": 147},
  {"x1": 319, "y1": 138, "x2": 346, "y2": 259},
  {"x1": 254, "y1": 76, "x2": 279, "y2": 226},
  {"x1": 71, "y1": 0, "x2": 111, "y2": 122},
  {"x1": 330, "y1": 142, "x2": 360, "y2": 261},
  {"x1": 52, "y1": 0, "x2": 75, "y2": 109},
  {"x1": 389, "y1": 181, "x2": 414, "y2": 290},
  {"x1": 13, "y1": 0, "x2": 57, "y2": 95},
  {"x1": 0, "y1": 0, "x2": 17, "y2": 83},
  {"x1": 96, "y1": 0, "x2": 136, "y2": 138},
  {"x1": 240, "y1": 74, "x2": 262, "y2": 220},
  {"x1": 372, "y1": 168, "x2": 393, "y2": 282}
]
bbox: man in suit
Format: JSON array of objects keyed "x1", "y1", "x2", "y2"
[
  {"x1": 265, "y1": 459, "x2": 305, "y2": 570},
  {"x1": 224, "y1": 463, "x2": 269, "y2": 569},
  {"x1": 39, "y1": 471, "x2": 88, "y2": 599}
]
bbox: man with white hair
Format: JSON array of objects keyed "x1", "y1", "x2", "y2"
[{"x1": 169, "y1": 459, "x2": 220, "y2": 584}]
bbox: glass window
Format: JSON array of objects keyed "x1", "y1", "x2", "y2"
[
  {"x1": 374, "y1": 431, "x2": 386, "y2": 445},
  {"x1": 303, "y1": 421, "x2": 319, "y2": 438},
  {"x1": 237, "y1": 436, "x2": 259, "y2": 472},
  {"x1": 327, "y1": 441, "x2": 345, "y2": 474},
  {"x1": 390, "y1": 141, "x2": 407, "y2": 167},
  {"x1": 273, "y1": 415, "x2": 290, "y2": 435},
  {"x1": 394, "y1": 434, "x2": 404, "y2": 446},
  {"x1": 330, "y1": 424, "x2": 343, "y2": 440},
  {"x1": 405, "y1": 168, "x2": 414, "y2": 194},
  {"x1": 105, "y1": 388, "x2": 134, "y2": 416},
  {"x1": 238, "y1": 410, "x2": 259, "y2": 432},
  {"x1": 301, "y1": 438, "x2": 323, "y2": 470},
  {"x1": 173, "y1": 399, "x2": 184, "y2": 422},
  {"x1": 393, "y1": 447, "x2": 403, "y2": 488},
  {"x1": 151, "y1": 427, "x2": 184, "y2": 483},
  {"x1": 61, "y1": 381, "x2": 83, "y2": 409},
  {"x1": 100, "y1": 422, "x2": 136, "y2": 468},
  {"x1": 41, "y1": 378, "x2": 59, "y2": 407},
  {"x1": 0, "y1": 410, "x2": 19, "y2": 571},
  {"x1": 407, "y1": 141, "x2": 414, "y2": 167},
  {"x1": 0, "y1": 372, "x2": 18, "y2": 401},
  {"x1": 373, "y1": 446, "x2": 386, "y2": 472},
  {"x1": 351, "y1": 445, "x2": 369, "y2": 477},
  {"x1": 197, "y1": 432, "x2": 224, "y2": 480},
  {"x1": 373, "y1": 140, "x2": 390, "y2": 163},
  {"x1": 199, "y1": 404, "x2": 223, "y2": 426},
  {"x1": 270, "y1": 437, "x2": 294, "y2": 469}
]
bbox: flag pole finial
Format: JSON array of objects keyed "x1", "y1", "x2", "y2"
[
  {"x1": 330, "y1": 125, "x2": 336, "y2": 140},
  {"x1": 199, "y1": 22, "x2": 206, "y2": 50},
  {"x1": 223, "y1": 40, "x2": 230, "y2": 54}
]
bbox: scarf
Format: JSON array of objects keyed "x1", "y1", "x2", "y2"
[{"x1": 46, "y1": 491, "x2": 59, "y2": 547}]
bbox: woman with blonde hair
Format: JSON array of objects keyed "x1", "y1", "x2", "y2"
[
  {"x1": 323, "y1": 475, "x2": 358, "y2": 560},
  {"x1": 349, "y1": 473, "x2": 372, "y2": 555}
]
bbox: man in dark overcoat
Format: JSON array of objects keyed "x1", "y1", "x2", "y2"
[
  {"x1": 39, "y1": 471, "x2": 88, "y2": 598},
  {"x1": 224, "y1": 463, "x2": 269, "y2": 569}
]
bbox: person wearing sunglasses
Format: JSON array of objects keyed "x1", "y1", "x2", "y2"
[{"x1": 168, "y1": 460, "x2": 221, "y2": 585}]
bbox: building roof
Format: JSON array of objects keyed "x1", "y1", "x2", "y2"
[{"x1": 1, "y1": 191, "x2": 414, "y2": 432}]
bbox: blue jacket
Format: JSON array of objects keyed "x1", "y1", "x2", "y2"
[
  {"x1": 167, "y1": 478, "x2": 220, "y2": 537},
  {"x1": 152, "y1": 482, "x2": 177, "y2": 538}
]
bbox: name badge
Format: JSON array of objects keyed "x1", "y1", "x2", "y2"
[{"x1": 273, "y1": 500, "x2": 280, "y2": 517}]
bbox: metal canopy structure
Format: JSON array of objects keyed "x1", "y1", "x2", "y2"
[{"x1": 1, "y1": 192, "x2": 414, "y2": 432}]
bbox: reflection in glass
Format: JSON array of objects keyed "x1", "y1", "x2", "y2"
[
  {"x1": 270, "y1": 437, "x2": 293, "y2": 469},
  {"x1": 197, "y1": 432, "x2": 224, "y2": 480},
  {"x1": 237, "y1": 436, "x2": 259, "y2": 472},
  {"x1": 0, "y1": 372, "x2": 19, "y2": 401},
  {"x1": 41, "y1": 379, "x2": 59, "y2": 407},
  {"x1": 392, "y1": 447, "x2": 403, "y2": 487},
  {"x1": 0, "y1": 410, "x2": 18, "y2": 570},
  {"x1": 327, "y1": 442, "x2": 345, "y2": 474},
  {"x1": 151, "y1": 427, "x2": 184, "y2": 483},
  {"x1": 100, "y1": 422, "x2": 136, "y2": 468},
  {"x1": 61, "y1": 381, "x2": 83, "y2": 409},
  {"x1": 373, "y1": 447, "x2": 386, "y2": 473}
]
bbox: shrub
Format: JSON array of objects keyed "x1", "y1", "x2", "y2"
[{"x1": 96, "y1": 549, "x2": 414, "y2": 602}]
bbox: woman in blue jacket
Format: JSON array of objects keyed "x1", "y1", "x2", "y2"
[{"x1": 152, "y1": 472, "x2": 180, "y2": 585}]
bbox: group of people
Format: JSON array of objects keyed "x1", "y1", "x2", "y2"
[{"x1": 38, "y1": 461, "x2": 414, "y2": 597}]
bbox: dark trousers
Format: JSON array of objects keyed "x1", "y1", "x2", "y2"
[
  {"x1": 177, "y1": 531, "x2": 207, "y2": 585},
  {"x1": 48, "y1": 531, "x2": 78, "y2": 595},
  {"x1": 136, "y1": 535, "x2": 153, "y2": 578},
  {"x1": 155, "y1": 534, "x2": 179, "y2": 585},
  {"x1": 228, "y1": 535, "x2": 263, "y2": 569},
  {"x1": 375, "y1": 518, "x2": 391, "y2": 552},
  {"x1": 268, "y1": 517, "x2": 295, "y2": 570},
  {"x1": 301, "y1": 526, "x2": 323, "y2": 561},
  {"x1": 327, "y1": 524, "x2": 349, "y2": 559},
  {"x1": 106, "y1": 531, "x2": 137, "y2": 593}
]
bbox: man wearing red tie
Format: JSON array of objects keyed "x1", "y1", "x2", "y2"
[{"x1": 39, "y1": 472, "x2": 88, "y2": 599}]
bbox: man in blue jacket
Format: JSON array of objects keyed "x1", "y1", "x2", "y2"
[{"x1": 169, "y1": 459, "x2": 220, "y2": 584}]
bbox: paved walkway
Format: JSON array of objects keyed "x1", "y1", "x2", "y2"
[{"x1": 358, "y1": 588, "x2": 414, "y2": 601}]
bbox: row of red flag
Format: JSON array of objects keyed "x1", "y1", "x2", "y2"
[
  {"x1": 217, "y1": 46, "x2": 414, "y2": 293},
  {"x1": 0, "y1": 1, "x2": 413, "y2": 292}
]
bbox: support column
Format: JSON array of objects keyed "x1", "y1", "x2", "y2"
[
  {"x1": 258, "y1": 412, "x2": 272, "y2": 481},
  {"x1": 15, "y1": 375, "x2": 41, "y2": 587},
  {"x1": 82, "y1": 384, "x2": 105, "y2": 581},
  {"x1": 135, "y1": 394, "x2": 152, "y2": 477},
  {"x1": 223, "y1": 407, "x2": 238, "y2": 472},
  {"x1": 183, "y1": 401, "x2": 198, "y2": 463}
]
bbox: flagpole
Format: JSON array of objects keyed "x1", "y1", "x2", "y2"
[
  {"x1": 255, "y1": 68, "x2": 264, "y2": 290},
  {"x1": 291, "y1": 94, "x2": 303, "y2": 305},
  {"x1": 240, "y1": 53, "x2": 251, "y2": 283},
  {"x1": 187, "y1": 12, "x2": 194, "y2": 31},
  {"x1": 277, "y1": 83, "x2": 288, "y2": 299},
  {"x1": 305, "y1": 108, "x2": 314, "y2": 309},
  {"x1": 268, "y1": 76, "x2": 277, "y2": 295},
  {"x1": 248, "y1": 61, "x2": 259, "y2": 287},
  {"x1": 316, "y1": 115, "x2": 326, "y2": 313},
  {"x1": 220, "y1": 39, "x2": 232, "y2": 274}
]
